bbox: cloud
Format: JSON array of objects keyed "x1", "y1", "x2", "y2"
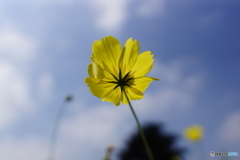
[
  {"x1": 0, "y1": 136, "x2": 47, "y2": 160},
  {"x1": 132, "y1": 58, "x2": 206, "y2": 119},
  {"x1": 135, "y1": 0, "x2": 165, "y2": 17},
  {"x1": 38, "y1": 72, "x2": 54, "y2": 100},
  {"x1": 0, "y1": 61, "x2": 33, "y2": 130},
  {"x1": 0, "y1": 24, "x2": 38, "y2": 130},
  {"x1": 87, "y1": 0, "x2": 130, "y2": 33},
  {"x1": 0, "y1": 24, "x2": 37, "y2": 64},
  {"x1": 87, "y1": 0, "x2": 166, "y2": 32},
  {"x1": 58, "y1": 103, "x2": 130, "y2": 160},
  {"x1": 218, "y1": 111, "x2": 240, "y2": 144}
]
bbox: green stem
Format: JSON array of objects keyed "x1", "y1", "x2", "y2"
[
  {"x1": 123, "y1": 89, "x2": 154, "y2": 160},
  {"x1": 47, "y1": 102, "x2": 65, "y2": 160},
  {"x1": 47, "y1": 96, "x2": 72, "y2": 160}
]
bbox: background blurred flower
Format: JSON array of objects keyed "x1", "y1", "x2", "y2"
[
  {"x1": 85, "y1": 36, "x2": 159, "y2": 106},
  {"x1": 183, "y1": 125, "x2": 203, "y2": 142},
  {"x1": 65, "y1": 95, "x2": 73, "y2": 102},
  {"x1": 104, "y1": 145, "x2": 115, "y2": 160}
]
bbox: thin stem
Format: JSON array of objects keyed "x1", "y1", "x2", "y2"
[
  {"x1": 47, "y1": 96, "x2": 72, "y2": 160},
  {"x1": 122, "y1": 88, "x2": 154, "y2": 160}
]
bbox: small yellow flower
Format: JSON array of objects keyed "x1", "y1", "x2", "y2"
[
  {"x1": 85, "y1": 36, "x2": 159, "y2": 106},
  {"x1": 184, "y1": 125, "x2": 203, "y2": 142}
]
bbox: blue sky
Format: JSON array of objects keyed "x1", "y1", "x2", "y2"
[{"x1": 0, "y1": 0, "x2": 239, "y2": 160}]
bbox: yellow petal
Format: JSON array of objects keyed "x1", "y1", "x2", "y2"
[
  {"x1": 87, "y1": 64, "x2": 94, "y2": 78},
  {"x1": 129, "y1": 76, "x2": 159, "y2": 92},
  {"x1": 122, "y1": 87, "x2": 143, "y2": 104},
  {"x1": 102, "y1": 87, "x2": 122, "y2": 106},
  {"x1": 119, "y1": 38, "x2": 139, "y2": 76},
  {"x1": 87, "y1": 57, "x2": 105, "y2": 79},
  {"x1": 131, "y1": 51, "x2": 155, "y2": 77},
  {"x1": 92, "y1": 36, "x2": 122, "y2": 75},
  {"x1": 85, "y1": 77, "x2": 114, "y2": 98},
  {"x1": 128, "y1": 87, "x2": 143, "y2": 100}
]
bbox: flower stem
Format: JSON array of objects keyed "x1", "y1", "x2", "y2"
[
  {"x1": 47, "y1": 95, "x2": 73, "y2": 160},
  {"x1": 122, "y1": 89, "x2": 154, "y2": 160}
]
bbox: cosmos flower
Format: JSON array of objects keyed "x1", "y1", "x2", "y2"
[
  {"x1": 184, "y1": 125, "x2": 203, "y2": 142},
  {"x1": 85, "y1": 36, "x2": 159, "y2": 106}
]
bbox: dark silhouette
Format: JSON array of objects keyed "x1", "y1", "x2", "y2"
[{"x1": 119, "y1": 123, "x2": 185, "y2": 160}]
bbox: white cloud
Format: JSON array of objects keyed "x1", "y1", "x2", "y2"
[
  {"x1": 58, "y1": 103, "x2": 130, "y2": 159},
  {"x1": 0, "y1": 61, "x2": 33, "y2": 130},
  {"x1": 87, "y1": 0, "x2": 130, "y2": 33},
  {"x1": 218, "y1": 111, "x2": 240, "y2": 144},
  {"x1": 136, "y1": 0, "x2": 165, "y2": 17},
  {"x1": 18, "y1": 0, "x2": 75, "y2": 5},
  {"x1": 62, "y1": 103, "x2": 128, "y2": 144},
  {"x1": 0, "y1": 24, "x2": 37, "y2": 64},
  {"x1": 131, "y1": 59, "x2": 206, "y2": 120},
  {"x1": 0, "y1": 24, "x2": 38, "y2": 130},
  {"x1": 87, "y1": 0, "x2": 166, "y2": 32},
  {"x1": 0, "y1": 136, "x2": 47, "y2": 160},
  {"x1": 38, "y1": 72, "x2": 54, "y2": 100}
]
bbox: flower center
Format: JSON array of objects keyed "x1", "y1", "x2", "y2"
[{"x1": 109, "y1": 69, "x2": 133, "y2": 91}]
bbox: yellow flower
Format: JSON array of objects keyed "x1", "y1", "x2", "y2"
[
  {"x1": 85, "y1": 36, "x2": 159, "y2": 106},
  {"x1": 184, "y1": 125, "x2": 203, "y2": 142}
]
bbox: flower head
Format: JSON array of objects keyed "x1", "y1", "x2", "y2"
[
  {"x1": 85, "y1": 36, "x2": 159, "y2": 106},
  {"x1": 184, "y1": 125, "x2": 203, "y2": 142}
]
